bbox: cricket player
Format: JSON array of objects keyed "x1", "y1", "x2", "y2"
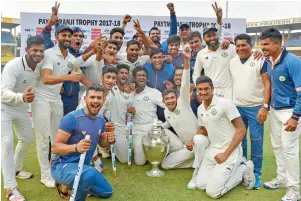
[
  {"x1": 51, "y1": 84, "x2": 114, "y2": 201},
  {"x1": 259, "y1": 28, "x2": 301, "y2": 201},
  {"x1": 32, "y1": 25, "x2": 98, "y2": 188},
  {"x1": 41, "y1": 2, "x2": 92, "y2": 115},
  {"x1": 1, "y1": 36, "x2": 44, "y2": 201},
  {"x1": 131, "y1": 66, "x2": 166, "y2": 165},
  {"x1": 190, "y1": 76, "x2": 256, "y2": 198},
  {"x1": 161, "y1": 46, "x2": 210, "y2": 170},
  {"x1": 230, "y1": 33, "x2": 271, "y2": 189},
  {"x1": 117, "y1": 40, "x2": 150, "y2": 78}
]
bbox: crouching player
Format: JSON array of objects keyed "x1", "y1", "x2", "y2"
[
  {"x1": 51, "y1": 84, "x2": 114, "y2": 200},
  {"x1": 161, "y1": 45, "x2": 209, "y2": 170}
]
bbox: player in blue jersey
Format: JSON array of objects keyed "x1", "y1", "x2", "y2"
[{"x1": 51, "y1": 84, "x2": 115, "y2": 200}]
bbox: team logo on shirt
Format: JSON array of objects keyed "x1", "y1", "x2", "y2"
[
  {"x1": 143, "y1": 96, "x2": 149, "y2": 101},
  {"x1": 135, "y1": 62, "x2": 141, "y2": 67},
  {"x1": 57, "y1": 62, "x2": 60, "y2": 65},
  {"x1": 175, "y1": 109, "x2": 180, "y2": 115},
  {"x1": 221, "y1": 52, "x2": 228, "y2": 57},
  {"x1": 211, "y1": 108, "x2": 217, "y2": 115},
  {"x1": 67, "y1": 62, "x2": 74, "y2": 68},
  {"x1": 81, "y1": 131, "x2": 87, "y2": 135},
  {"x1": 22, "y1": 80, "x2": 27, "y2": 83},
  {"x1": 279, "y1": 76, "x2": 286, "y2": 82},
  {"x1": 250, "y1": 62, "x2": 255, "y2": 67}
]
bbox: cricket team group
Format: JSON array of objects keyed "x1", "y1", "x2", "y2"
[{"x1": 1, "y1": 2, "x2": 301, "y2": 201}]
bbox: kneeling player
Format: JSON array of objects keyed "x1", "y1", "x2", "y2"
[
  {"x1": 191, "y1": 76, "x2": 256, "y2": 198},
  {"x1": 161, "y1": 46, "x2": 209, "y2": 170},
  {"x1": 51, "y1": 84, "x2": 114, "y2": 200}
]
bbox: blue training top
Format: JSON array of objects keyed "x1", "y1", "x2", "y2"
[
  {"x1": 266, "y1": 47, "x2": 301, "y2": 115},
  {"x1": 51, "y1": 108, "x2": 106, "y2": 168}
]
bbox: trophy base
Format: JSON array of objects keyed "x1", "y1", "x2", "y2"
[{"x1": 146, "y1": 164, "x2": 165, "y2": 177}]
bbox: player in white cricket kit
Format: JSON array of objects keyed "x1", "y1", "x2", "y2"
[
  {"x1": 191, "y1": 76, "x2": 256, "y2": 198},
  {"x1": 259, "y1": 28, "x2": 301, "y2": 201},
  {"x1": 192, "y1": 26, "x2": 236, "y2": 100},
  {"x1": 161, "y1": 46, "x2": 209, "y2": 170},
  {"x1": 230, "y1": 34, "x2": 271, "y2": 189},
  {"x1": 32, "y1": 25, "x2": 98, "y2": 188},
  {"x1": 131, "y1": 66, "x2": 166, "y2": 165},
  {"x1": 1, "y1": 36, "x2": 44, "y2": 201},
  {"x1": 117, "y1": 40, "x2": 150, "y2": 78}
]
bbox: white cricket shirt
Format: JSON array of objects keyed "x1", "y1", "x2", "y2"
[
  {"x1": 230, "y1": 53, "x2": 265, "y2": 107},
  {"x1": 197, "y1": 95, "x2": 241, "y2": 151},
  {"x1": 34, "y1": 44, "x2": 96, "y2": 102},
  {"x1": 193, "y1": 44, "x2": 236, "y2": 88},
  {"x1": 1, "y1": 56, "x2": 41, "y2": 107},
  {"x1": 164, "y1": 68, "x2": 198, "y2": 144},
  {"x1": 132, "y1": 86, "x2": 165, "y2": 124},
  {"x1": 117, "y1": 54, "x2": 150, "y2": 78}
]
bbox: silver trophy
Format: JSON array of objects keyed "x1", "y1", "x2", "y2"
[{"x1": 142, "y1": 119, "x2": 169, "y2": 177}]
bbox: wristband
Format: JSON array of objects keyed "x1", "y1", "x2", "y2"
[
  {"x1": 170, "y1": 12, "x2": 175, "y2": 15},
  {"x1": 293, "y1": 113, "x2": 300, "y2": 117},
  {"x1": 44, "y1": 27, "x2": 52, "y2": 32},
  {"x1": 291, "y1": 115, "x2": 299, "y2": 121}
]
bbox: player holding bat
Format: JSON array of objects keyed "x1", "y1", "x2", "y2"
[{"x1": 51, "y1": 84, "x2": 115, "y2": 200}]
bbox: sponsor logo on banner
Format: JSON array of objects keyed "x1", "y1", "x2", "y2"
[{"x1": 91, "y1": 28, "x2": 101, "y2": 39}]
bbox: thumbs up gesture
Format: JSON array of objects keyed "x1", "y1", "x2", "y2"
[
  {"x1": 23, "y1": 87, "x2": 35, "y2": 103},
  {"x1": 68, "y1": 65, "x2": 81, "y2": 82}
]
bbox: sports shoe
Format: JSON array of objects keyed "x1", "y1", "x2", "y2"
[
  {"x1": 16, "y1": 170, "x2": 33, "y2": 180},
  {"x1": 41, "y1": 177, "x2": 55, "y2": 188},
  {"x1": 93, "y1": 157, "x2": 104, "y2": 173},
  {"x1": 264, "y1": 178, "x2": 287, "y2": 190},
  {"x1": 253, "y1": 173, "x2": 262, "y2": 190},
  {"x1": 6, "y1": 188, "x2": 25, "y2": 201},
  {"x1": 281, "y1": 187, "x2": 301, "y2": 201},
  {"x1": 242, "y1": 160, "x2": 256, "y2": 190},
  {"x1": 187, "y1": 168, "x2": 198, "y2": 190}
]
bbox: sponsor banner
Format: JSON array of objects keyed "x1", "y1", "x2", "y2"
[
  {"x1": 21, "y1": 12, "x2": 246, "y2": 55},
  {"x1": 247, "y1": 17, "x2": 301, "y2": 28}
]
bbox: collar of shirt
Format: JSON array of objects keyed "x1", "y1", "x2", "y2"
[
  {"x1": 54, "y1": 43, "x2": 64, "y2": 56},
  {"x1": 270, "y1": 47, "x2": 284, "y2": 67},
  {"x1": 134, "y1": 85, "x2": 148, "y2": 95},
  {"x1": 22, "y1": 55, "x2": 33, "y2": 71},
  {"x1": 69, "y1": 47, "x2": 82, "y2": 58},
  {"x1": 201, "y1": 95, "x2": 218, "y2": 111}
]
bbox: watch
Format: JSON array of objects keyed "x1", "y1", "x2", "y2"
[{"x1": 263, "y1": 103, "x2": 269, "y2": 109}]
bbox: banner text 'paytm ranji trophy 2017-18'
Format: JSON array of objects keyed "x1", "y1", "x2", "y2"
[{"x1": 20, "y1": 12, "x2": 246, "y2": 56}]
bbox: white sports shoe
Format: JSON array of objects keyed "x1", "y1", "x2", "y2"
[
  {"x1": 41, "y1": 177, "x2": 55, "y2": 188},
  {"x1": 281, "y1": 187, "x2": 301, "y2": 201},
  {"x1": 6, "y1": 188, "x2": 26, "y2": 201},
  {"x1": 16, "y1": 170, "x2": 33, "y2": 179},
  {"x1": 187, "y1": 168, "x2": 198, "y2": 190},
  {"x1": 242, "y1": 160, "x2": 256, "y2": 190},
  {"x1": 264, "y1": 178, "x2": 288, "y2": 190}
]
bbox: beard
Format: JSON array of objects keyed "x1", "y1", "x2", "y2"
[
  {"x1": 152, "y1": 38, "x2": 160, "y2": 44},
  {"x1": 86, "y1": 103, "x2": 101, "y2": 116},
  {"x1": 58, "y1": 40, "x2": 70, "y2": 49},
  {"x1": 27, "y1": 54, "x2": 43, "y2": 64},
  {"x1": 205, "y1": 39, "x2": 219, "y2": 48}
]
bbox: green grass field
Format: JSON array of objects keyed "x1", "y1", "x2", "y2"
[{"x1": 1, "y1": 121, "x2": 301, "y2": 201}]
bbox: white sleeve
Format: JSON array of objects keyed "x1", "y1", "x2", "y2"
[
  {"x1": 1, "y1": 61, "x2": 24, "y2": 104},
  {"x1": 179, "y1": 68, "x2": 190, "y2": 106},
  {"x1": 192, "y1": 52, "x2": 203, "y2": 85},
  {"x1": 41, "y1": 52, "x2": 54, "y2": 70},
  {"x1": 162, "y1": 121, "x2": 171, "y2": 129},
  {"x1": 152, "y1": 89, "x2": 165, "y2": 108},
  {"x1": 71, "y1": 56, "x2": 85, "y2": 68},
  {"x1": 225, "y1": 100, "x2": 241, "y2": 121},
  {"x1": 217, "y1": 24, "x2": 222, "y2": 38},
  {"x1": 197, "y1": 106, "x2": 204, "y2": 127},
  {"x1": 76, "y1": 92, "x2": 86, "y2": 110}
]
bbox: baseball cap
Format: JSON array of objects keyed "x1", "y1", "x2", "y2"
[
  {"x1": 55, "y1": 24, "x2": 73, "y2": 36},
  {"x1": 203, "y1": 27, "x2": 218, "y2": 36},
  {"x1": 179, "y1": 23, "x2": 190, "y2": 30},
  {"x1": 71, "y1": 26, "x2": 84, "y2": 35}
]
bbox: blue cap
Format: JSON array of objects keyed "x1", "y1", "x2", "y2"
[{"x1": 55, "y1": 24, "x2": 73, "y2": 36}]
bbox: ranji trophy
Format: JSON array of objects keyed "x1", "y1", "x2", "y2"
[{"x1": 142, "y1": 119, "x2": 169, "y2": 177}]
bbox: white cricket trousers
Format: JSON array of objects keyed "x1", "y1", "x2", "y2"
[
  {"x1": 162, "y1": 132, "x2": 209, "y2": 169},
  {"x1": 114, "y1": 125, "x2": 129, "y2": 163},
  {"x1": 270, "y1": 108, "x2": 300, "y2": 189},
  {"x1": 214, "y1": 87, "x2": 233, "y2": 100},
  {"x1": 132, "y1": 123, "x2": 153, "y2": 165},
  {"x1": 1, "y1": 105, "x2": 34, "y2": 189},
  {"x1": 31, "y1": 100, "x2": 63, "y2": 179},
  {"x1": 196, "y1": 146, "x2": 245, "y2": 199}
]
